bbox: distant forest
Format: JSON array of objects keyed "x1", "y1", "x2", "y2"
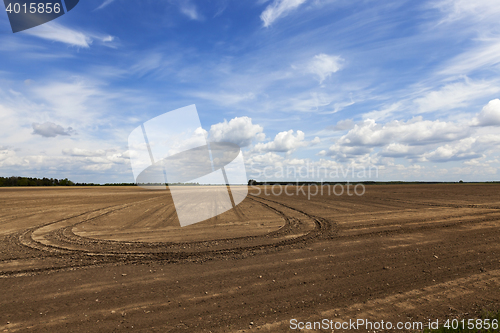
[
  {"x1": 0, "y1": 176, "x2": 136, "y2": 187},
  {"x1": 247, "y1": 179, "x2": 499, "y2": 185}
]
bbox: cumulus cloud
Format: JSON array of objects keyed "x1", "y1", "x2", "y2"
[
  {"x1": 379, "y1": 143, "x2": 427, "y2": 158},
  {"x1": 336, "y1": 118, "x2": 468, "y2": 148},
  {"x1": 472, "y1": 99, "x2": 500, "y2": 126},
  {"x1": 209, "y1": 116, "x2": 265, "y2": 147},
  {"x1": 321, "y1": 99, "x2": 500, "y2": 164},
  {"x1": 246, "y1": 151, "x2": 284, "y2": 167},
  {"x1": 32, "y1": 122, "x2": 73, "y2": 138},
  {"x1": 423, "y1": 138, "x2": 483, "y2": 162},
  {"x1": 328, "y1": 119, "x2": 355, "y2": 131},
  {"x1": 307, "y1": 54, "x2": 344, "y2": 83},
  {"x1": 254, "y1": 130, "x2": 307, "y2": 153},
  {"x1": 322, "y1": 115, "x2": 487, "y2": 163},
  {"x1": 261, "y1": 0, "x2": 308, "y2": 27},
  {"x1": 324, "y1": 143, "x2": 373, "y2": 160},
  {"x1": 246, "y1": 153, "x2": 383, "y2": 181},
  {"x1": 0, "y1": 150, "x2": 39, "y2": 167}
]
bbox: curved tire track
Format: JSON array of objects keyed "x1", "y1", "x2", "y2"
[{"x1": 2, "y1": 193, "x2": 335, "y2": 277}]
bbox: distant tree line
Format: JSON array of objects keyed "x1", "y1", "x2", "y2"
[
  {"x1": 0, "y1": 176, "x2": 137, "y2": 187},
  {"x1": 247, "y1": 179, "x2": 496, "y2": 185},
  {"x1": 0, "y1": 177, "x2": 75, "y2": 187}
]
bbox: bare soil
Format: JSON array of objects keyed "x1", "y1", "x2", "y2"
[{"x1": 1, "y1": 185, "x2": 500, "y2": 332}]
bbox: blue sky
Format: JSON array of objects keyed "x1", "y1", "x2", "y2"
[{"x1": 1, "y1": 0, "x2": 500, "y2": 183}]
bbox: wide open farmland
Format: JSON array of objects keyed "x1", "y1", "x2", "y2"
[{"x1": 1, "y1": 185, "x2": 500, "y2": 332}]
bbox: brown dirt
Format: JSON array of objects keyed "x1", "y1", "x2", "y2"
[{"x1": 1, "y1": 184, "x2": 500, "y2": 332}]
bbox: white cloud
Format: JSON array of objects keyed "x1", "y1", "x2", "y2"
[
  {"x1": 245, "y1": 154, "x2": 383, "y2": 181},
  {"x1": 337, "y1": 118, "x2": 468, "y2": 148},
  {"x1": 102, "y1": 36, "x2": 114, "y2": 42},
  {"x1": 0, "y1": 144, "x2": 131, "y2": 178},
  {"x1": 329, "y1": 119, "x2": 355, "y2": 131},
  {"x1": 363, "y1": 102, "x2": 404, "y2": 122},
  {"x1": 362, "y1": 78, "x2": 500, "y2": 121},
  {"x1": 433, "y1": 0, "x2": 500, "y2": 24},
  {"x1": 261, "y1": 0, "x2": 308, "y2": 27},
  {"x1": 254, "y1": 129, "x2": 307, "y2": 153},
  {"x1": 381, "y1": 143, "x2": 411, "y2": 157},
  {"x1": 82, "y1": 164, "x2": 114, "y2": 171},
  {"x1": 325, "y1": 142, "x2": 373, "y2": 160},
  {"x1": 179, "y1": 2, "x2": 202, "y2": 20},
  {"x1": 324, "y1": 99, "x2": 355, "y2": 114},
  {"x1": 32, "y1": 122, "x2": 73, "y2": 138},
  {"x1": 307, "y1": 54, "x2": 344, "y2": 83},
  {"x1": 0, "y1": 150, "x2": 32, "y2": 167},
  {"x1": 0, "y1": 147, "x2": 15, "y2": 163},
  {"x1": 285, "y1": 92, "x2": 333, "y2": 112},
  {"x1": 22, "y1": 22, "x2": 115, "y2": 48},
  {"x1": 129, "y1": 53, "x2": 164, "y2": 76},
  {"x1": 320, "y1": 99, "x2": 500, "y2": 166},
  {"x1": 96, "y1": 0, "x2": 116, "y2": 10},
  {"x1": 423, "y1": 138, "x2": 483, "y2": 162},
  {"x1": 246, "y1": 151, "x2": 284, "y2": 167},
  {"x1": 439, "y1": 39, "x2": 500, "y2": 76},
  {"x1": 209, "y1": 117, "x2": 265, "y2": 147},
  {"x1": 0, "y1": 77, "x2": 141, "y2": 183},
  {"x1": 32, "y1": 80, "x2": 105, "y2": 125},
  {"x1": 380, "y1": 143, "x2": 426, "y2": 158},
  {"x1": 472, "y1": 99, "x2": 500, "y2": 126},
  {"x1": 192, "y1": 91, "x2": 256, "y2": 106},
  {"x1": 62, "y1": 148, "x2": 106, "y2": 157},
  {"x1": 23, "y1": 22, "x2": 93, "y2": 47},
  {"x1": 413, "y1": 79, "x2": 500, "y2": 114}
]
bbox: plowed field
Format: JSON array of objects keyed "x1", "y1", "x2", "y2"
[{"x1": 1, "y1": 185, "x2": 500, "y2": 332}]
